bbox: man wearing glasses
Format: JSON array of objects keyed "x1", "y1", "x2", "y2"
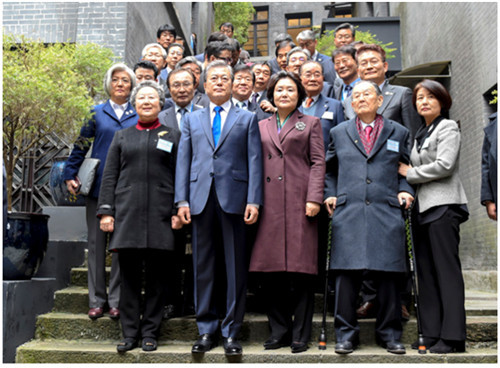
[{"x1": 297, "y1": 30, "x2": 337, "y2": 85}]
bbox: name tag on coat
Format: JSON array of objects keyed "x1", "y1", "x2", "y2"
[
  {"x1": 387, "y1": 139, "x2": 399, "y2": 152},
  {"x1": 321, "y1": 111, "x2": 334, "y2": 120},
  {"x1": 157, "y1": 139, "x2": 173, "y2": 153}
]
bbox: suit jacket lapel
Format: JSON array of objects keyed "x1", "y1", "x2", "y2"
[
  {"x1": 315, "y1": 94, "x2": 328, "y2": 118},
  {"x1": 266, "y1": 115, "x2": 283, "y2": 152},
  {"x1": 346, "y1": 118, "x2": 367, "y2": 157},
  {"x1": 379, "y1": 83, "x2": 395, "y2": 115},
  {"x1": 103, "y1": 101, "x2": 120, "y2": 123},
  {"x1": 201, "y1": 106, "x2": 215, "y2": 150},
  {"x1": 279, "y1": 110, "x2": 301, "y2": 142},
  {"x1": 216, "y1": 106, "x2": 237, "y2": 150},
  {"x1": 369, "y1": 118, "x2": 395, "y2": 159}
]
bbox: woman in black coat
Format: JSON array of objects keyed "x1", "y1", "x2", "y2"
[{"x1": 98, "y1": 80, "x2": 181, "y2": 353}]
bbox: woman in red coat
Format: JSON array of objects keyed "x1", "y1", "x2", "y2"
[{"x1": 249, "y1": 71, "x2": 325, "y2": 353}]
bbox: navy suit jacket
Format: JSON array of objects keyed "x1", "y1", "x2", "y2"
[
  {"x1": 175, "y1": 105, "x2": 263, "y2": 215},
  {"x1": 159, "y1": 104, "x2": 203, "y2": 131},
  {"x1": 316, "y1": 52, "x2": 337, "y2": 86},
  {"x1": 63, "y1": 100, "x2": 138, "y2": 198},
  {"x1": 299, "y1": 94, "x2": 345, "y2": 152}
]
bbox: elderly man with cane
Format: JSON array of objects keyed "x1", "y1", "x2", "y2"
[{"x1": 324, "y1": 80, "x2": 414, "y2": 354}]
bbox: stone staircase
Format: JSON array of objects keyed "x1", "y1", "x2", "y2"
[{"x1": 16, "y1": 266, "x2": 498, "y2": 363}]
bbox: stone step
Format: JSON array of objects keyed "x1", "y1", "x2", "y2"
[
  {"x1": 34, "y1": 312, "x2": 497, "y2": 345},
  {"x1": 16, "y1": 340, "x2": 497, "y2": 364},
  {"x1": 52, "y1": 285, "x2": 498, "y2": 317}
]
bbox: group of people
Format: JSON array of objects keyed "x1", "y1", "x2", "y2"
[{"x1": 62, "y1": 21, "x2": 496, "y2": 357}]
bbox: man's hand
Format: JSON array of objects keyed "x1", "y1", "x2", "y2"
[
  {"x1": 324, "y1": 196, "x2": 337, "y2": 217},
  {"x1": 100, "y1": 215, "x2": 114, "y2": 232},
  {"x1": 177, "y1": 207, "x2": 191, "y2": 225},
  {"x1": 260, "y1": 100, "x2": 276, "y2": 114},
  {"x1": 244, "y1": 205, "x2": 259, "y2": 225},
  {"x1": 398, "y1": 192, "x2": 414, "y2": 210},
  {"x1": 171, "y1": 215, "x2": 183, "y2": 229},
  {"x1": 305, "y1": 202, "x2": 320, "y2": 217},
  {"x1": 485, "y1": 201, "x2": 497, "y2": 221},
  {"x1": 65, "y1": 179, "x2": 80, "y2": 195}
]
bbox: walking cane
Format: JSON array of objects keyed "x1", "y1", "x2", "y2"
[
  {"x1": 401, "y1": 199, "x2": 426, "y2": 354},
  {"x1": 318, "y1": 217, "x2": 333, "y2": 350}
]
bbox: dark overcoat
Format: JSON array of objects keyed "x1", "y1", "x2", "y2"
[
  {"x1": 324, "y1": 117, "x2": 414, "y2": 272},
  {"x1": 481, "y1": 113, "x2": 497, "y2": 205},
  {"x1": 249, "y1": 110, "x2": 325, "y2": 275},
  {"x1": 97, "y1": 125, "x2": 180, "y2": 251}
]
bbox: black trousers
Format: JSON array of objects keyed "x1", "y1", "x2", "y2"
[
  {"x1": 334, "y1": 270, "x2": 402, "y2": 343},
  {"x1": 260, "y1": 272, "x2": 315, "y2": 344},
  {"x1": 414, "y1": 209, "x2": 466, "y2": 341},
  {"x1": 118, "y1": 248, "x2": 172, "y2": 340}
]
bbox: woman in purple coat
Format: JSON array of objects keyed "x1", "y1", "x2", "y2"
[{"x1": 249, "y1": 71, "x2": 325, "y2": 353}]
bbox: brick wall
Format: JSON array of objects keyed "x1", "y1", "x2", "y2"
[{"x1": 391, "y1": 2, "x2": 497, "y2": 269}]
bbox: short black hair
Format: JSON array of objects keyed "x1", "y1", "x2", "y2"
[
  {"x1": 133, "y1": 60, "x2": 158, "y2": 79},
  {"x1": 220, "y1": 22, "x2": 234, "y2": 31},
  {"x1": 156, "y1": 24, "x2": 177, "y2": 39},
  {"x1": 207, "y1": 31, "x2": 229, "y2": 44},
  {"x1": 206, "y1": 41, "x2": 236, "y2": 60},
  {"x1": 267, "y1": 71, "x2": 306, "y2": 111},
  {"x1": 332, "y1": 45, "x2": 357, "y2": 62},
  {"x1": 167, "y1": 42, "x2": 185, "y2": 54},
  {"x1": 274, "y1": 33, "x2": 293, "y2": 44},
  {"x1": 233, "y1": 64, "x2": 256, "y2": 85},
  {"x1": 275, "y1": 40, "x2": 296, "y2": 57}
]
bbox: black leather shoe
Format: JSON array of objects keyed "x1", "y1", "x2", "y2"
[
  {"x1": 380, "y1": 340, "x2": 406, "y2": 354},
  {"x1": 116, "y1": 338, "x2": 138, "y2": 353},
  {"x1": 192, "y1": 334, "x2": 217, "y2": 353},
  {"x1": 291, "y1": 341, "x2": 308, "y2": 353},
  {"x1": 142, "y1": 337, "x2": 157, "y2": 352},
  {"x1": 335, "y1": 341, "x2": 355, "y2": 354},
  {"x1": 223, "y1": 337, "x2": 242, "y2": 356},
  {"x1": 411, "y1": 337, "x2": 438, "y2": 350},
  {"x1": 356, "y1": 301, "x2": 376, "y2": 319},
  {"x1": 429, "y1": 339, "x2": 465, "y2": 354},
  {"x1": 263, "y1": 336, "x2": 290, "y2": 350}
]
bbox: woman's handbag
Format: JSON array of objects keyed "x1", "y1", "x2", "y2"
[{"x1": 76, "y1": 158, "x2": 100, "y2": 196}]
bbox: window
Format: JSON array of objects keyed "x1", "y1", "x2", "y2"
[
  {"x1": 285, "y1": 13, "x2": 312, "y2": 44},
  {"x1": 244, "y1": 6, "x2": 269, "y2": 57},
  {"x1": 325, "y1": 3, "x2": 354, "y2": 18}
]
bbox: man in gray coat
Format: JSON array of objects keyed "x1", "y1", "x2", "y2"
[{"x1": 324, "y1": 81, "x2": 414, "y2": 355}]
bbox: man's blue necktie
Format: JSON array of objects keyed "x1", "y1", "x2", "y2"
[{"x1": 213, "y1": 106, "x2": 222, "y2": 146}]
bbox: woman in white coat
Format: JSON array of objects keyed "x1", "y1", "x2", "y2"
[{"x1": 399, "y1": 79, "x2": 468, "y2": 354}]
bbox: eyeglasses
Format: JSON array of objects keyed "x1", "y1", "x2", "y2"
[
  {"x1": 234, "y1": 76, "x2": 252, "y2": 83},
  {"x1": 290, "y1": 57, "x2": 306, "y2": 63},
  {"x1": 145, "y1": 52, "x2": 163, "y2": 59},
  {"x1": 169, "y1": 50, "x2": 183, "y2": 57},
  {"x1": 335, "y1": 34, "x2": 353, "y2": 40},
  {"x1": 299, "y1": 40, "x2": 314, "y2": 48},
  {"x1": 171, "y1": 81, "x2": 193, "y2": 89},
  {"x1": 209, "y1": 75, "x2": 231, "y2": 84},
  {"x1": 301, "y1": 72, "x2": 322, "y2": 80},
  {"x1": 254, "y1": 70, "x2": 271, "y2": 77}
]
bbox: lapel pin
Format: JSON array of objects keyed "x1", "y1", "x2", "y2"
[{"x1": 295, "y1": 122, "x2": 306, "y2": 131}]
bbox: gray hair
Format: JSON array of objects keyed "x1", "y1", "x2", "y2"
[
  {"x1": 175, "y1": 56, "x2": 203, "y2": 72},
  {"x1": 299, "y1": 60, "x2": 324, "y2": 76},
  {"x1": 141, "y1": 43, "x2": 167, "y2": 59},
  {"x1": 286, "y1": 47, "x2": 311, "y2": 65},
  {"x1": 334, "y1": 22, "x2": 356, "y2": 37},
  {"x1": 103, "y1": 63, "x2": 136, "y2": 98},
  {"x1": 129, "y1": 80, "x2": 166, "y2": 109},
  {"x1": 203, "y1": 60, "x2": 234, "y2": 83},
  {"x1": 353, "y1": 80, "x2": 382, "y2": 97},
  {"x1": 296, "y1": 30, "x2": 316, "y2": 41}
]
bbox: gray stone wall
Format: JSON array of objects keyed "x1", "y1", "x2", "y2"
[{"x1": 390, "y1": 2, "x2": 497, "y2": 269}]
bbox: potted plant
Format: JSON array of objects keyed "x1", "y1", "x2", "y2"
[{"x1": 2, "y1": 34, "x2": 114, "y2": 279}]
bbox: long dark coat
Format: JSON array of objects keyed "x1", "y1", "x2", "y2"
[
  {"x1": 97, "y1": 125, "x2": 180, "y2": 251},
  {"x1": 324, "y1": 117, "x2": 414, "y2": 272},
  {"x1": 249, "y1": 110, "x2": 325, "y2": 275}
]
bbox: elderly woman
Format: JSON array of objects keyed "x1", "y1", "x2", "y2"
[
  {"x1": 97, "y1": 81, "x2": 181, "y2": 352},
  {"x1": 399, "y1": 79, "x2": 468, "y2": 354},
  {"x1": 64, "y1": 63, "x2": 137, "y2": 320},
  {"x1": 249, "y1": 71, "x2": 325, "y2": 353}
]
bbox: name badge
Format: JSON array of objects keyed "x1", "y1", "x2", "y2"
[
  {"x1": 387, "y1": 139, "x2": 399, "y2": 152},
  {"x1": 157, "y1": 139, "x2": 173, "y2": 153},
  {"x1": 421, "y1": 137, "x2": 430, "y2": 149},
  {"x1": 322, "y1": 111, "x2": 334, "y2": 120}
]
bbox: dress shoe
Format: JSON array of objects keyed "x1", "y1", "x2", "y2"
[
  {"x1": 142, "y1": 337, "x2": 158, "y2": 352},
  {"x1": 116, "y1": 338, "x2": 138, "y2": 353},
  {"x1": 291, "y1": 341, "x2": 308, "y2": 353},
  {"x1": 401, "y1": 304, "x2": 410, "y2": 321},
  {"x1": 108, "y1": 307, "x2": 120, "y2": 320},
  {"x1": 263, "y1": 336, "x2": 290, "y2": 350},
  {"x1": 335, "y1": 340, "x2": 356, "y2": 354},
  {"x1": 379, "y1": 340, "x2": 406, "y2": 354},
  {"x1": 356, "y1": 301, "x2": 376, "y2": 319},
  {"x1": 411, "y1": 337, "x2": 438, "y2": 350},
  {"x1": 429, "y1": 339, "x2": 465, "y2": 354},
  {"x1": 192, "y1": 333, "x2": 218, "y2": 353},
  {"x1": 223, "y1": 337, "x2": 242, "y2": 356},
  {"x1": 88, "y1": 307, "x2": 104, "y2": 320}
]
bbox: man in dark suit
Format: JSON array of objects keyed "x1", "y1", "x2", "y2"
[
  {"x1": 250, "y1": 62, "x2": 272, "y2": 105},
  {"x1": 268, "y1": 33, "x2": 293, "y2": 75},
  {"x1": 343, "y1": 44, "x2": 421, "y2": 140},
  {"x1": 175, "y1": 61, "x2": 263, "y2": 357},
  {"x1": 324, "y1": 80, "x2": 414, "y2": 355},
  {"x1": 297, "y1": 30, "x2": 336, "y2": 85},
  {"x1": 481, "y1": 112, "x2": 497, "y2": 220}
]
